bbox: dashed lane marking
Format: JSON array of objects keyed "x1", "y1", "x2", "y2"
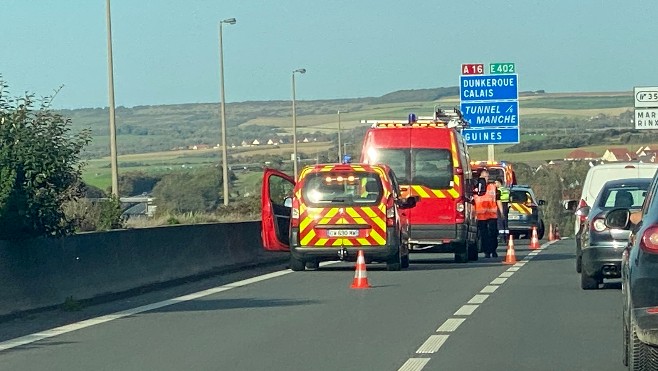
[
  {"x1": 416, "y1": 335, "x2": 449, "y2": 353},
  {"x1": 398, "y1": 240, "x2": 559, "y2": 370},
  {"x1": 468, "y1": 294, "x2": 489, "y2": 304},
  {"x1": 437, "y1": 318, "x2": 466, "y2": 332},
  {"x1": 454, "y1": 304, "x2": 478, "y2": 316},
  {"x1": 398, "y1": 358, "x2": 431, "y2": 371}
]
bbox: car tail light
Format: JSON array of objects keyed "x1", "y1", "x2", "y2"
[
  {"x1": 291, "y1": 198, "x2": 300, "y2": 227},
  {"x1": 592, "y1": 218, "x2": 606, "y2": 232},
  {"x1": 640, "y1": 225, "x2": 658, "y2": 253},
  {"x1": 455, "y1": 198, "x2": 465, "y2": 223},
  {"x1": 386, "y1": 196, "x2": 395, "y2": 227},
  {"x1": 577, "y1": 199, "x2": 588, "y2": 223}
]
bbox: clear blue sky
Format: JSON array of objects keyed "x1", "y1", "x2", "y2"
[{"x1": 1, "y1": 0, "x2": 655, "y2": 109}]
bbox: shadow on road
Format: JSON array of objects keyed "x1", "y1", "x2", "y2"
[
  {"x1": 151, "y1": 297, "x2": 321, "y2": 313},
  {"x1": 1, "y1": 340, "x2": 78, "y2": 354}
]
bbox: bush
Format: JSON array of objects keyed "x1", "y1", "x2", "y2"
[{"x1": 64, "y1": 196, "x2": 124, "y2": 232}]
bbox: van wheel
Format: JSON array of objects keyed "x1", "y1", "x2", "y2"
[
  {"x1": 538, "y1": 220, "x2": 545, "y2": 240},
  {"x1": 467, "y1": 239, "x2": 478, "y2": 261},
  {"x1": 306, "y1": 261, "x2": 320, "y2": 270},
  {"x1": 290, "y1": 256, "x2": 306, "y2": 271},
  {"x1": 576, "y1": 255, "x2": 582, "y2": 273}
]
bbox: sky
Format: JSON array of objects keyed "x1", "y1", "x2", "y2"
[{"x1": 1, "y1": 0, "x2": 655, "y2": 109}]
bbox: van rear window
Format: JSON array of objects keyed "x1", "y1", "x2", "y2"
[
  {"x1": 372, "y1": 148, "x2": 453, "y2": 189},
  {"x1": 301, "y1": 172, "x2": 383, "y2": 206}
]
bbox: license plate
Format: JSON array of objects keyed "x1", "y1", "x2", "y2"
[
  {"x1": 327, "y1": 229, "x2": 359, "y2": 237},
  {"x1": 508, "y1": 215, "x2": 521, "y2": 220}
]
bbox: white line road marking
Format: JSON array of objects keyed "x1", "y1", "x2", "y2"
[
  {"x1": 514, "y1": 262, "x2": 527, "y2": 267},
  {"x1": 398, "y1": 357, "x2": 431, "y2": 371},
  {"x1": 481, "y1": 285, "x2": 499, "y2": 293},
  {"x1": 490, "y1": 277, "x2": 508, "y2": 285},
  {"x1": 416, "y1": 335, "x2": 449, "y2": 353},
  {"x1": 499, "y1": 271, "x2": 514, "y2": 278},
  {"x1": 0, "y1": 268, "x2": 301, "y2": 352},
  {"x1": 507, "y1": 267, "x2": 520, "y2": 272},
  {"x1": 454, "y1": 304, "x2": 478, "y2": 316},
  {"x1": 437, "y1": 318, "x2": 466, "y2": 332},
  {"x1": 468, "y1": 294, "x2": 489, "y2": 304}
]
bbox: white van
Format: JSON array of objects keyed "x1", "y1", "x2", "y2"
[{"x1": 569, "y1": 162, "x2": 658, "y2": 272}]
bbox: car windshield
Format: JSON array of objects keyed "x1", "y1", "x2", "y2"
[
  {"x1": 301, "y1": 171, "x2": 383, "y2": 206},
  {"x1": 510, "y1": 190, "x2": 532, "y2": 204},
  {"x1": 598, "y1": 183, "x2": 650, "y2": 208},
  {"x1": 375, "y1": 148, "x2": 453, "y2": 189}
]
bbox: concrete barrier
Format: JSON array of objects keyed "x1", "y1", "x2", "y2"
[{"x1": 0, "y1": 222, "x2": 287, "y2": 318}]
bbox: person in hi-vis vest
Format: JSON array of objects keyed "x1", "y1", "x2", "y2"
[
  {"x1": 495, "y1": 177, "x2": 510, "y2": 243},
  {"x1": 473, "y1": 169, "x2": 503, "y2": 258}
]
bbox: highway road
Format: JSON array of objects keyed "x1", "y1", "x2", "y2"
[{"x1": 0, "y1": 239, "x2": 624, "y2": 371}]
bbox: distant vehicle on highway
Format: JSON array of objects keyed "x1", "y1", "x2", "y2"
[
  {"x1": 578, "y1": 178, "x2": 650, "y2": 290},
  {"x1": 566, "y1": 162, "x2": 658, "y2": 272},
  {"x1": 604, "y1": 170, "x2": 658, "y2": 367},
  {"x1": 470, "y1": 160, "x2": 517, "y2": 188},
  {"x1": 507, "y1": 185, "x2": 545, "y2": 240},
  {"x1": 260, "y1": 163, "x2": 418, "y2": 271}
]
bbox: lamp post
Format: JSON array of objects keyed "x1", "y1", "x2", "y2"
[
  {"x1": 105, "y1": 0, "x2": 119, "y2": 197},
  {"x1": 337, "y1": 110, "x2": 346, "y2": 162},
  {"x1": 219, "y1": 17, "x2": 236, "y2": 206},
  {"x1": 291, "y1": 68, "x2": 306, "y2": 181}
]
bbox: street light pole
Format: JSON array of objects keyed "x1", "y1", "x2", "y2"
[
  {"x1": 291, "y1": 68, "x2": 306, "y2": 181},
  {"x1": 219, "y1": 17, "x2": 236, "y2": 206},
  {"x1": 105, "y1": 0, "x2": 119, "y2": 197},
  {"x1": 337, "y1": 110, "x2": 342, "y2": 162}
]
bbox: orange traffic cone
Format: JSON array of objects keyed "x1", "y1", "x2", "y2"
[
  {"x1": 548, "y1": 224, "x2": 555, "y2": 241},
  {"x1": 530, "y1": 226, "x2": 540, "y2": 250},
  {"x1": 554, "y1": 225, "x2": 561, "y2": 240},
  {"x1": 350, "y1": 250, "x2": 371, "y2": 289},
  {"x1": 502, "y1": 235, "x2": 518, "y2": 265}
]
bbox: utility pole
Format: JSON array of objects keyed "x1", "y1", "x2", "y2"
[{"x1": 105, "y1": 0, "x2": 119, "y2": 197}]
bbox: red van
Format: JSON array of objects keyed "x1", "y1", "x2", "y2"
[{"x1": 359, "y1": 110, "x2": 478, "y2": 262}]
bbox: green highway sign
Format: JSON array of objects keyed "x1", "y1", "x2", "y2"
[{"x1": 489, "y1": 63, "x2": 515, "y2": 74}]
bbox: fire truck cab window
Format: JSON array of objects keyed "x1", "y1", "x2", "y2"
[{"x1": 413, "y1": 149, "x2": 452, "y2": 189}]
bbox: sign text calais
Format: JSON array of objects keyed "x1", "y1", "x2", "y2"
[{"x1": 459, "y1": 65, "x2": 519, "y2": 145}]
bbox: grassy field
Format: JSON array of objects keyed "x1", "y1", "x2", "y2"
[{"x1": 80, "y1": 91, "x2": 637, "y2": 191}]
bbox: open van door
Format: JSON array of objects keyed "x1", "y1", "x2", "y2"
[{"x1": 261, "y1": 168, "x2": 295, "y2": 251}]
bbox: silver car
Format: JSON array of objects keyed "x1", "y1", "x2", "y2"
[{"x1": 578, "y1": 178, "x2": 651, "y2": 290}]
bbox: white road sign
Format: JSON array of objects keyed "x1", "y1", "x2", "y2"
[
  {"x1": 635, "y1": 108, "x2": 658, "y2": 129},
  {"x1": 634, "y1": 87, "x2": 658, "y2": 108}
]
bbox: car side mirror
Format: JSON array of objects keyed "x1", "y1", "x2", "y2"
[
  {"x1": 575, "y1": 206, "x2": 590, "y2": 218},
  {"x1": 605, "y1": 208, "x2": 631, "y2": 229},
  {"x1": 283, "y1": 197, "x2": 293, "y2": 208},
  {"x1": 565, "y1": 200, "x2": 578, "y2": 212},
  {"x1": 538, "y1": 200, "x2": 546, "y2": 206}
]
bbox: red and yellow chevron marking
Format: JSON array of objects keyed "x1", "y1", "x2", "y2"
[
  {"x1": 408, "y1": 185, "x2": 459, "y2": 199},
  {"x1": 509, "y1": 203, "x2": 532, "y2": 214},
  {"x1": 298, "y1": 204, "x2": 387, "y2": 247}
]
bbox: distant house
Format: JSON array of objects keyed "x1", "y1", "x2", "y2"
[
  {"x1": 241, "y1": 140, "x2": 249, "y2": 147},
  {"x1": 638, "y1": 150, "x2": 658, "y2": 163},
  {"x1": 564, "y1": 149, "x2": 600, "y2": 161},
  {"x1": 267, "y1": 139, "x2": 275, "y2": 145},
  {"x1": 636, "y1": 146, "x2": 653, "y2": 157},
  {"x1": 302, "y1": 138, "x2": 309, "y2": 143},
  {"x1": 601, "y1": 148, "x2": 634, "y2": 162},
  {"x1": 190, "y1": 144, "x2": 210, "y2": 150},
  {"x1": 252, "y1": 139, "x2": 260, "y2": 146}
]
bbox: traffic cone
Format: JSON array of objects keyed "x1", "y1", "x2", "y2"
[
  {"x1": 502, "y1": 235, "x2": 518, "y2": 265},
  {"x1": 350, "y1": 250, "x2": 371, "y2": 289},
  {"x1": 529, "y1": 226, "x2": 540, "y2": 250},
  {"x1": 554, "y1": 225, "x2": 561, "y2": 240},
  {"x1": 548, "y1": 224, "x2": 555, "y2": 241}
]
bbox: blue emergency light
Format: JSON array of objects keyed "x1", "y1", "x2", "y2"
[
  {"x1": 408, "y1": 113, "x2": 417, "y2": 124},
  {"x1": 342, "y1": 154, "x2": 352, "y2": 164}
]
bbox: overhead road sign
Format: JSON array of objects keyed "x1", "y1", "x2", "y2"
[
  {"x1": 460, "y1": 101, "x2": 518, "y2": 128},
  {"x1": 462, "y1": 127, "x2": 520, "y2": 145},
  {"x1": 635, "y1": 108, "x2": 658, "y2": 129},
  {"x1": 634, "y1": 87, "x2": 658, "y2": 108},
  {"x1": 460, "y1": 74, "x2": 518, "y2": 102}
]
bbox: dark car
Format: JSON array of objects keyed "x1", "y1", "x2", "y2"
[
  {"x1": 604, "y1": 172, "x2": 658, "y2": 368},
  {"x1": 507, "y1": 185, "x2": 545, "y2": 239},
  {"x1": 578, "y1": 178, "x2": 651, "y2": 290}
]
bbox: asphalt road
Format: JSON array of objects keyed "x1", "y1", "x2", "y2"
[{"x1": 0, "y1": 238, "x2": 624, "y2": 371}]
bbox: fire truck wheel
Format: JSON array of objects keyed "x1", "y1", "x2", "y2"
[
  {"x1": 467, "y1": 239, "x2": 478, "y2": 261},
  {"x1": 290, "y1": 256, "x2": 306, "y2": 271},
  {"x1": 401, "y1": 253, "x2": 410, "y2": 269}
]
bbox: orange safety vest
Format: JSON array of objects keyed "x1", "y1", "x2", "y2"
[{"x1": 474, "y1": 183, "x2": 498, "y2": 220}]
